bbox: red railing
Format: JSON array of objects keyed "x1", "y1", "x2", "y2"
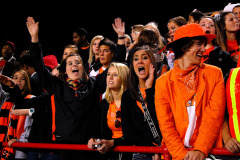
[{"x1": 2, "y1": 142, "x2": 240, "y2": 159}]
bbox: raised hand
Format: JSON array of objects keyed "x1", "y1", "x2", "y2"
[
  {"x1": 145, "y1": 64, "x2": 155, "y2": 89},
  {"x1": 0, "y1": 74, "x2": 15, "y2": 88},
  {"x1": 112, "y1": 17, "x2": 125, "y2": 37},
  {"x1": 26, "y1": 17, "x2": 39, "y2": 43}
]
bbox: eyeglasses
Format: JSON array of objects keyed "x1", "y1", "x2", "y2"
[{"x1": 115, "y1": 111, "x2": 121, "y2": 128}]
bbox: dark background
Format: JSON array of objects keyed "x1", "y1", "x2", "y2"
[{"x1": 0, "y1": 1, "x2": 235, "y2": 62}]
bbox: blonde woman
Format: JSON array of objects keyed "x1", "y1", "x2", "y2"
[
  {"x1": 88, "y1": 62, "x2": 131, "y2": 160},
  {"x1": 88, "y1": 35, "x2": 104, "y2": 66}
]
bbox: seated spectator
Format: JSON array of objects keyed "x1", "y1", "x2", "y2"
[{"x1": 155, "y1": 24, "x2": 225, "y2": 160}]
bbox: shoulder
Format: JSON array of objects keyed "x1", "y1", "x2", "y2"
[
  {"x1": 201, "y1": 63, "x2": 222, "y2": 73},
  {"x1": 156, "y1": 69, "x2": 173, "y2": 86}
]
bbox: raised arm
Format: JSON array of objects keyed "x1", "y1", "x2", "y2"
[
  {"x1": 26, "y1": 17, "x2": 39, "y2": 43},
  {"x1": 112, "y1": 18, "x2": 126, "y2": 63},
  {"x1": 26, "y1": 17, "x2": 55, "y2": 94}
]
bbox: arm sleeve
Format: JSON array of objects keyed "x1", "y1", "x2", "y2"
[
  {"x1": 193, "y1": 69, "x2": 225, "y2": 156},
  {"x1": 29, "y1": 43, "x2": 55, "y2": 94},
  {"x1": 155, "y1": 78, "x2": 188, "y2": 160}
]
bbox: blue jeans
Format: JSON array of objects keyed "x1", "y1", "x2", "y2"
[
  {"x1": 132, "y1": 153, "x2": 153, "y2": 160},
  {"x1": 27, "y1": 150, "x2": 61, "y2": 160}
]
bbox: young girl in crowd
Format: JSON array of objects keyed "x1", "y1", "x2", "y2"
[
  {"x1": 0, "y1": 70, "x2": 34, "y2": 160},
  {"x1": 121, "y1": 46, "x2": 161, "y2": 160},
  {"x1": 199, "y1": 16, "x2": 235, "y2": 76},
  {"x1": 88, "y1": 62, "x2": 131, "y2": 160},
  {"x1": 88, "y1": 35, "x2": 104, "y2": 67},
  {"x1": 217, "y1": 11, "x2": 240, "y2": 64}
]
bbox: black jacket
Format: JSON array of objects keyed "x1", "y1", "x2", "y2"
[
  {"x1": 207, "y1": 46, "x2": 236, "y2": 77},
  {"x1": 121, "y1": 87, "x2": 162, "y2": 146},
  {"x1": 15, "y1": 43, "x2": 107, "y2": 144}
]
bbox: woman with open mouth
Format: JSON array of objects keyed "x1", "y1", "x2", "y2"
[
  {"x1": 121, "y1": 46, "x2": 162, "y2": 160},
  {"x1": 7, "y1": 17, "x2": 109, "y2": 160}
]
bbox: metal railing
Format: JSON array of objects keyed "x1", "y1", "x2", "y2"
[{"x1": 2, "y1": 142, "x2": 240, "y2": 160}]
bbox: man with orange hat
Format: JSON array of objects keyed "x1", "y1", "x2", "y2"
[{"x1": 155, "y1": 23, "x2": 225, "y2": 160}]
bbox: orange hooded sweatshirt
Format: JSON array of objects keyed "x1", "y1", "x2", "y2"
[{"x1": 155, "y1": 63, "x2": 225, "y2": 160}]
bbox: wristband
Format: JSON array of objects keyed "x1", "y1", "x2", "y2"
[{"x1": 118, "y1": 37, "x2": 125, "y2": 39}]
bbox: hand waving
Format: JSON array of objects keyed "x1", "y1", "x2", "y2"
[
  {"x1": 112, "y1": 17, "x2": 125, "y2": 37},
  {"x1": 26, "y1": 17, "x2": 39, "y2": 43}
]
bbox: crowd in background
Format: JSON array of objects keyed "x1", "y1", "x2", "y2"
[{"x1": 0, "y1": 2, "x2": 240, "y2": 160}]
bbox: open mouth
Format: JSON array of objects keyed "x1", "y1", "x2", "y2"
[
  {"x1": 196, "y1": 54, "x2": 203, "y2": 57},
  {"x1": 72, "y1": 69, "x2": 79, "y2": 74},
  {"x1": 138, "y1": 66, "x2": 145, "y2": 74},
  {"x1": 205, "y1": 30, "x2": 210, "y2": 34}
]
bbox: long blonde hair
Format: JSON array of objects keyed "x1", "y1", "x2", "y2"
[
  {"x1": 88, "y1": 35, "x2": 104, "y2": 64},
  {"x1": 105, "y1": 62, "x2": 129, "y2": 104}
]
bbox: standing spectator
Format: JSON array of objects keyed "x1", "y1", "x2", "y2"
[
  {"x1": 167, "y1": 16, "x2": 187, "y2": 69},
  {"x1": 20, "y1": 54, "x2": 43, "y2": 96},
  {"x1": 217, "y1": 12, "x2": 240, "y2": 64},
  {"x1": 52, "y1": 45, "x2": 78, "y2": 77},
  {"x1": 121, "y1": 46, "x2": 161, "y2": 160},
  {"x1": 0, "y1": 41, "x2": 20, "y2": 78},
  {"x1": 88, "y1": 62, "x2": 131, "y2": 160},
  {"x1": 155, "y1": 23, "x2": 225, "y2": 160},
  {"x1": 224, "y1": 3, "x2": 240, "y2": 26},
  {"x1": 88, "y1": 35, "x2": 104, "y2": 66},
  {"x1": 89, "y1": 18, "x2": 126, "y2": 77},
  {"x1": 223, "y1": 67, "x2": 240, "y2": 157},
  {"x1": 72, "y1": 27, "x2": 90, "y2": 73},
  {"x1": 199, "y1": 16, "x2": 235, "y2": 76},
  {"x1": 0, "y1": 70, "x2": 34, "y2": 160},
  {"x1": 128, "y1": 24, "x2": 144, "y2": 50},
  {"x1": 128, "y1": 28, "x2": 169, "y2": 76},
  {"x1": 26, "y1": 16, "x2": 107, "y2": 160},
  {"x1": 188, "y1": 9, "x2": 204, "y2": 24}
]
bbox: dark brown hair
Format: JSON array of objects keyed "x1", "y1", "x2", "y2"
[
  {"x1": 58, "y1": 54, "x2": 88, "y2": 83},
  {"x1": 128, "y1": 46, "x2": 157, "y2": 102}
]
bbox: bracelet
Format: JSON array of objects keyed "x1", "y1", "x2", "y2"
[{"x1": 118, "y1": 36, "x2": 125, "y2": 39}]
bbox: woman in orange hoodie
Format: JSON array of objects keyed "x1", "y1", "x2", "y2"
[{"x1": 155, "y1": 24, "x2": 226, "y2": 160}]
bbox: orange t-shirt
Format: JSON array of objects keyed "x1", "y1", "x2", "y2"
[
  {"x1": 201, "y1": 46, "x2": 214, "y2": 63},
  {"x1": 107, "y1": 102, "x2": 123, "y2": 139},
  {"x1": 136, "y1": 88, "x2": 147, "y2": 113},
  {"x1": 227, "y1": 40, "x2": 240, "y2": 57}
]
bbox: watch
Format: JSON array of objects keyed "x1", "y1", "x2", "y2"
[{"x1": 29, "y1": 108, "x2": 35, "y2": 117}]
